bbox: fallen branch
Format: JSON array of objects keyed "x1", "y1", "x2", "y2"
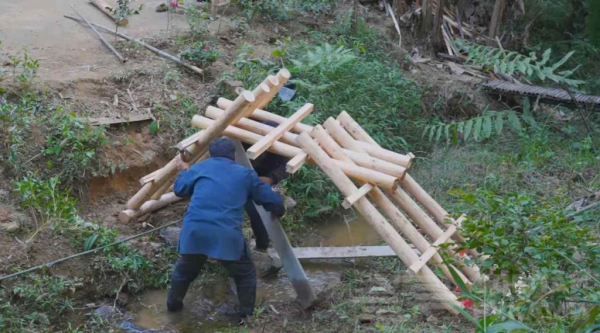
[
  {"x1": 70, "y1": 6, "x2": 126, "y2": 62},
  {"x1": 385, "y1": 2, "x2": 402, "y2": 49},
  {"x1": 64, "y1": 15, "x2": 203, "y2": 75}
]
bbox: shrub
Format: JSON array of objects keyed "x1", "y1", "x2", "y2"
[{"x1": 180, "y1": 41, "x2": 221, "y2": 67}]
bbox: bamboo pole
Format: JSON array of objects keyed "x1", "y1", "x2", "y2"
[
  {"x1": 126, "y1": 91, "x2": 255, "y2": 210},
  {"x1": 337, "y1": 111, "x2": 379, "y2": 147},
  {"x1": 71, "y1": 6, "x2": 125, "y2": 62},
  {"x1": 296, "y1": 132, "x2": 461, "y2": 314},
  {"x1": 191, "y1": 116, "x2": 399, "y2": 189},
  {"x1": 255, "y1": 70, "x2": 291, "y2": 111},
  {"x1": 246, "y1": 103, "x2": 314, "y2": 160},
  {"x1": 64, "y1": 15, "x2": 203, "y2": 74},
  {"x1": 119, "y1": 192, "x2": 182, "y2": 223},
  {"x1": 409, "y1": 225, "x2": 457, "y2": 273},
  {"x1": 89, "y1": 0, "x2": 128, "y2": 26},
  {"x1": 312, "y1": 125, "x2": 470, "y2": 285}
]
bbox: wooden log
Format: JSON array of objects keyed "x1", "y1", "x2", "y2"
[
  {"x1": 343, "y1": 183, "x2": 374, "y2": 209},
  {"x1": 312, "y1": 125, "x2": 469, "y2": 285},
  {"x1": 294, "y1": 246, "x2": 407, "y2": 259},
  {"x1": 286, "y1": 152, "x2": 309, "y2": 174},
  {"x1": 119, "y1": 192, "x2": 182, "y2": 223},
  {"x1": 488, "y1": 0, "x2": 505, "y2": 44},
  {"x1": 71, "y1": 6, "x2": 125, "y2": 63},
  {"x1": 432, "y1": 0, "x2": 447, "y2": 47},
  {"x1": 255, "y1": 70, "x2": 291, "y2": 111},
  {"x1": 64, "y1": 15, "x2": 203, "y2": 75},
  {"x1": 191, "y1": 116, "x2": 399, "y2": 189},
  {"x1": 296, "y1": 132, "x2": 461, "y2": 314},
  {"x1": 127, "y1": 91, "x2": 255, "y2": 210},
  {"x1": 90, "y1": 0, "x2": 129, "y2": 26},
  {"x1": 401, "y1": 174, "x2": 448, "y2": 223},
  {"x1": 336, "y1": 111, "x2": 379, "y2": 147},
  {"x1": 409, "y1": 225, "x2": 457, "y2": 273},
  {"x1": 246, "y1": 103, "x2": 314, "y2": 160}
]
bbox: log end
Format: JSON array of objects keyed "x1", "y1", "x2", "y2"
[
  {"x1": 117, "y1": 18, "x2": 129, "y2": 26},
  {"x1": 266, "y1": 75, "x2": 280, "y2": 87},
  {"x1": 241, "y1": 90, "x2": 256, "y2": 103},
  {"x1": 118, "y1": 209, "x2": 136, "y2": 223}
]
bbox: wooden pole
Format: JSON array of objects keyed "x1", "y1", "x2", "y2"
[
  {"x1": 255, "y1": 70, "x2": 291, "y2": 111},
  {"x1": 488, "y1": 0, "x2": 505, "y2": 44},
  {"x1": 126, "y1": 91, "x2": 255, "y2": 210},
  {"x1": 64, "y1": 15, "x2": 204, "y2": 74},
  {"x1": 246, "y1": 103, "x2": 314, "y2": 160},
  {"x1": 433, "y1": 0, "x2": 447, "y2": 47},
  {"x1": 89, "y1": 0, "x2": 129, "y2": 26},
  {"x1": 119, "y1": 192, "x2": 182, "y2": 223},
  {"x1": 337, "y1": 111, "x2": 379, "y2": 147},
  {"x1": 70, "y1": 6, "x2": 126, "y2": 63},
  {"x1": 312, "y1": 125, "x2": 470, "y2": 285},
  {"x1": 419, "y1": 0, "x2": 433, "y2": 38},
  {"x1": 191, "y1": 116, "x2": 399, "y2": 189},
  {"x1": 296, "y1": 132, "x2": 461, "y2": 314}
]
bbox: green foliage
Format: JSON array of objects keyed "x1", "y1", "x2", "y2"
[
  {"x1": 423, "y1": 98, "x2": 538, "y2": 144},
  {"x1": 0, "y1": 275, "x2": 83, "y2": 331},
  {"x1": 236, "y1": 0, "x2": 291, "y2": 21},
  {"x1": 456, "y1": 40, "x2": 585, "y2": 87},
  {"x1": 180, "y1": 41, "x2": 221, "y2": 67},
  {"x1": 185, "y1": 7, "x2": 210, "y2": 40},
  {"x1": 109, "y1": 0, "x2": 143, "y2": 35},
  {"x1": 43, "y1": 109, "x2": 107, "y2": 182},
  {"x1": 588, "y1": 0, "x2": 600, "y2": 47}
]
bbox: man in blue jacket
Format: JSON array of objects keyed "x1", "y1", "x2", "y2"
[{"x1": 167, "y1": 137, "x2": 285, "y2": 321}]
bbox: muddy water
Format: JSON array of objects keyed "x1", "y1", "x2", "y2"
[{"x1": 130, "y1": 216, "x2": 381, "y2": 332}]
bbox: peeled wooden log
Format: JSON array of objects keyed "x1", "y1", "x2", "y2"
[
  {"x1": 127, "y1": 91, "x2": 255, "y2": 210},
  {"x1": 296, "y1": 132, "x2": 461, "y2": 314},
  {"x1": 312, "y1": 125, "x2": 470, "y2": 285},
  {"x1": 119, "y1": 192, "x2": 182, "y2": 223},
  {"x1": 191, "y1": 116, "x2": 399, "y2": 190},
  {"x1": 90, "y1": 0, "x2": 129, "y2": 26},
  {"x1": 337, "y1": 111, "x2": 380, "y2": 147}
]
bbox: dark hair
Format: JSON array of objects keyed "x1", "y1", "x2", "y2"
[{"x1": 209, "y1": 137, "x2": 236, "y2": 160}]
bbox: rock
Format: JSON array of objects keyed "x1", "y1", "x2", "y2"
[
  {"x1": 358, "y1": 314, "x2": 375, "y2": 324},
  {"x1": 368, "y1": 286, "x2": 394, "y2": 296},
  {"x1": 116, "y1": 292, "x2": 130, "y2": 307},
  {"x1": 222, "y1": 80, "x2": 245, "y2": 97},
  {"x1": 160, "y1": 227, "x2": 181, "y2": 247},
  {"x1": 252, "y1": 248, "x2": 282, "y2": 278},
  {"x1": 0, "y1": 207, "x2": 10, "y2": 222},
  {"x1": 94, "y1": 305, "x2": 115, "y2": 318},
  {"x1": 283, "y1": 195, "x2": 297, "y2": 210},
  {"x1": 156, "y1": 3, "x2": 168, "y2": 12},
  {"x1": 375, "y1": 309, "x2": 398, "y2": 316},
  {"x1": 0, "y1": 221, "x2": 20, "y2": 232},
  {"x1": 426, "y1": 314, "x2": 439, "y2": 325}
]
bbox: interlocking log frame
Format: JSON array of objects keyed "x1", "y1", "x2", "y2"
[{"x1": 119, "y1": 69, "x2": 483, "y2": 313}]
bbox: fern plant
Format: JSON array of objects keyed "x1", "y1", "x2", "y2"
[
  {"x1": 454, "y1": 40, "x2": 585, "y2": 87},
  {"x1": 424, "y1": 98, "x2": 537, "y2": 144}
]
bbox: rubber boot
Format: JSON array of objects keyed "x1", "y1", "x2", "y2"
[{"x1": 166, "y1": 282, "x2": 190, "y2": 312}]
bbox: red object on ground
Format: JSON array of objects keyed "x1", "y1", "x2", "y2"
[
  {"x1": 462, "y1": 298, "x2": 474, "y2": 308},
  {"x1": 205, "y1": 46, "x2": 210, "y2": 51},
  {"x1": 459, "y1": 249, "x2": 467, "y2": 256},
  {"x1": 455, "y1": 286, "x2": 461, "y2": 293}
]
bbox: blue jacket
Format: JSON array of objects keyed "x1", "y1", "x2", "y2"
[{"x1": 174, "y1": 157, "x2": 285, "y2": 260}]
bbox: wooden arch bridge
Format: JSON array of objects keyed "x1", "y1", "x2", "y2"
[{"x1": 119, "y1": 69, "x2": 482, "y2": 314}]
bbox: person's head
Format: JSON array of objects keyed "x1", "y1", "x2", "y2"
[
  {"x1": 209, "y1": 137, "x2": 236, "y2": 161},
  {"x1": 262, "y1": 120, "x2": 279, "y2": 128}
]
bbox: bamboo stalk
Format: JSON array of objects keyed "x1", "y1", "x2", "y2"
[
  {"x1": 119, "y1": 192, "x2": 182, "y2": 223},
  {"x1": 70, "y1": 6, "x2": 125, "y2": 62},
  {"x1": 296, "y1": 132, "x2": 461, "y2": 314},
  {"x1": 64, "y1": 15, "x2": 203, "y2": 74}
]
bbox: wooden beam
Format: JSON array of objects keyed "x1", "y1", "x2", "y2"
[
  {"x1": 119, "y1": 192, "x2": 182, "y2": 223},
  {"x1": 409, "y1": 225, "x2": 457, "y2": 273},
  {"x1": 126, "y1": 90, "x2": 256, "y2": 210},
  {"x1": 296, "y1": 132, "x2": 461, "y2": 314},
  {"x1": 191, "y1": 116, "x2": 399, "y2": 189},
  {"x1": 343, "y1": 183, "x2": 374, "y2": 209},
  {"x1": 286, "y1": 152, "x2": 309, "y2": 174},
  {"x1": 337, "y1": 111, "x2": 379, "y2": 147},
  {"x1": 293, "y1": 246, "x2": 408, "y2": 259},
  {"x1": 246, "y1": 103, "x2": 314, "y2": 160}
]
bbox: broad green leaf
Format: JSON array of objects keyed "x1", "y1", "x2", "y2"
[
  {"x1": 522, "y1": 97, "x2": 531, "y2": 114},
  {"x1": 483, "y1": 116, "x2": 492, "y2": 138},
  {"x1": 473, "y1": 117, "x2": 483, "y2": 140},
  {"x1": 149, "y1": 121, "x2": 159, "y2": 136},
  {"x1": 422, "y1": 125, "x2": 430, "y2": 138},
  {"x1": 552, "y1": 50, "x2": 575, "y2": 70},
  {"x1": 464, "y1": 119, "x2": 474, "y2": 141},
  {"x1": 457, "y1": 121, "x2": 465, "y2": 135},
  {"x1": 84, "y1": 234, "x2": 99, "y2": 251},
  {"x1": 435, "y1": 125, "x2": 443, "y2": 142},
  {"x1": 495, "y1": 113, "x2": 504, "y2": 134},
  {"x1": 428, "y1": 126, "x2": 436, "y2": 142},
  {"x1": 444, "y1": 125, "x2": 451, "y2": 143},
  {"x1": 540, "y1": 48, "x2": 552, "y2": 66},
  {"x1": 508, "y1": 112, "x2": 522, "y2": 131}
]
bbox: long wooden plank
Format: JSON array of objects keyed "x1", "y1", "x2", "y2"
[
  {"x1": 232, "y1": 139, "x2": 316, "y2": 309},
  {"x1": 246, "y1": 103, "x2": 314, "y2": 160},
  {"x1": 293, "y1": 246, "x2": 405, "y2": 259},
  {"x1": 342, "y1": 183, "x2": 373, "y2": 209}
]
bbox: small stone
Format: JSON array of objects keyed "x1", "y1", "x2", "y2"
[
  {"x1": 94, "y1": 305, "x2": 114, "y2": 318},
  {"x1": 0, "y1": 221, "x2": 20, "y2": 232},
  {"x1": 375, "y1": 309, "x2": 398, "y2": 316},
  {"x1": 358, "y1": 314, "x2": 375, "y2": 324},
  {"x1": 0, "y1": 207, "x2": 10, "y2": 222},
  {"x1": 222, "y1": 80, "x2": 245, "y2": 97},
  {"x1": 148, "y1": 242, "x2": 162, "y2": 251},
  {"x1": 156, "y1": 3, "x2": 168, "y2": 12},
  {"x1": 116, "y1": 292, "x2": 130, "y2": 307},
  {"x1": 160, "y1": 227, "x2": 181, "y2": 247},
  {"x1": 426, "y1": 314, "x2": 439, "y2": 324}
]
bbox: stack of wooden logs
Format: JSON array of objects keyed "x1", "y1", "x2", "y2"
[{"x1": 119, "y1": 68, "x2": 482, "y2": 314}]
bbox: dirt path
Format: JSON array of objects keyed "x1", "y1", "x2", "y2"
[{"x1": 0, "y1": 0, "x2": 191, "y2": 83}]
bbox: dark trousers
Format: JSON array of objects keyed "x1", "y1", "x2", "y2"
[
  {"x1": 170, "y1": 244, "x2": 257, "y2": 316},
  {"x1": 245, "y1": 201, "x2": 270, "y2": 250}
]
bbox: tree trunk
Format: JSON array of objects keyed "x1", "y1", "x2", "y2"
[
  {"x1": 488, "y1": 0, "x2": 505, "y2": 45},
  {"x1": 432, "y1": 0, "x2": 447, "y2": 47}
]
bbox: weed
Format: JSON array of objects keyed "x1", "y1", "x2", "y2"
[
  {"x1": 109, "y1": 0, "x2": 143, "y2": 40},
  {"x1": 180, "y1": 41, "x2": 221, "y2": 68},
  {"x1": 185, "y1": 6, "x2": 211, "y2": 40}
]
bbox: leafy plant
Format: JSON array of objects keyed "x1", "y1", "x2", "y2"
[
  {"x1": 236, "y1": 0, "x2": 290, "y2": 21},
  {"x1": 109, "y1": 0, "x2": 143, "y2": 39},
  {"x1": 455, "y1": 40, "x2": 585, "y2": 87},
  {"x1": 185, "y1": 6, "x2": 210, "y2": 40},
  {"x1": 180, "y1": 41, "x2": 221, "y2": 67},
  {"x1": 423, "y1": 98, "x2": 538, "y2": 144}
]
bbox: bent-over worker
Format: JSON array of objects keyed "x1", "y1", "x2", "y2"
[
  {"x1": 243, "y1": 120, "x2": 290, "y2": 251},
  {"x1": 167, "y1": 137, "x2": 285, "y2": 321}
]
